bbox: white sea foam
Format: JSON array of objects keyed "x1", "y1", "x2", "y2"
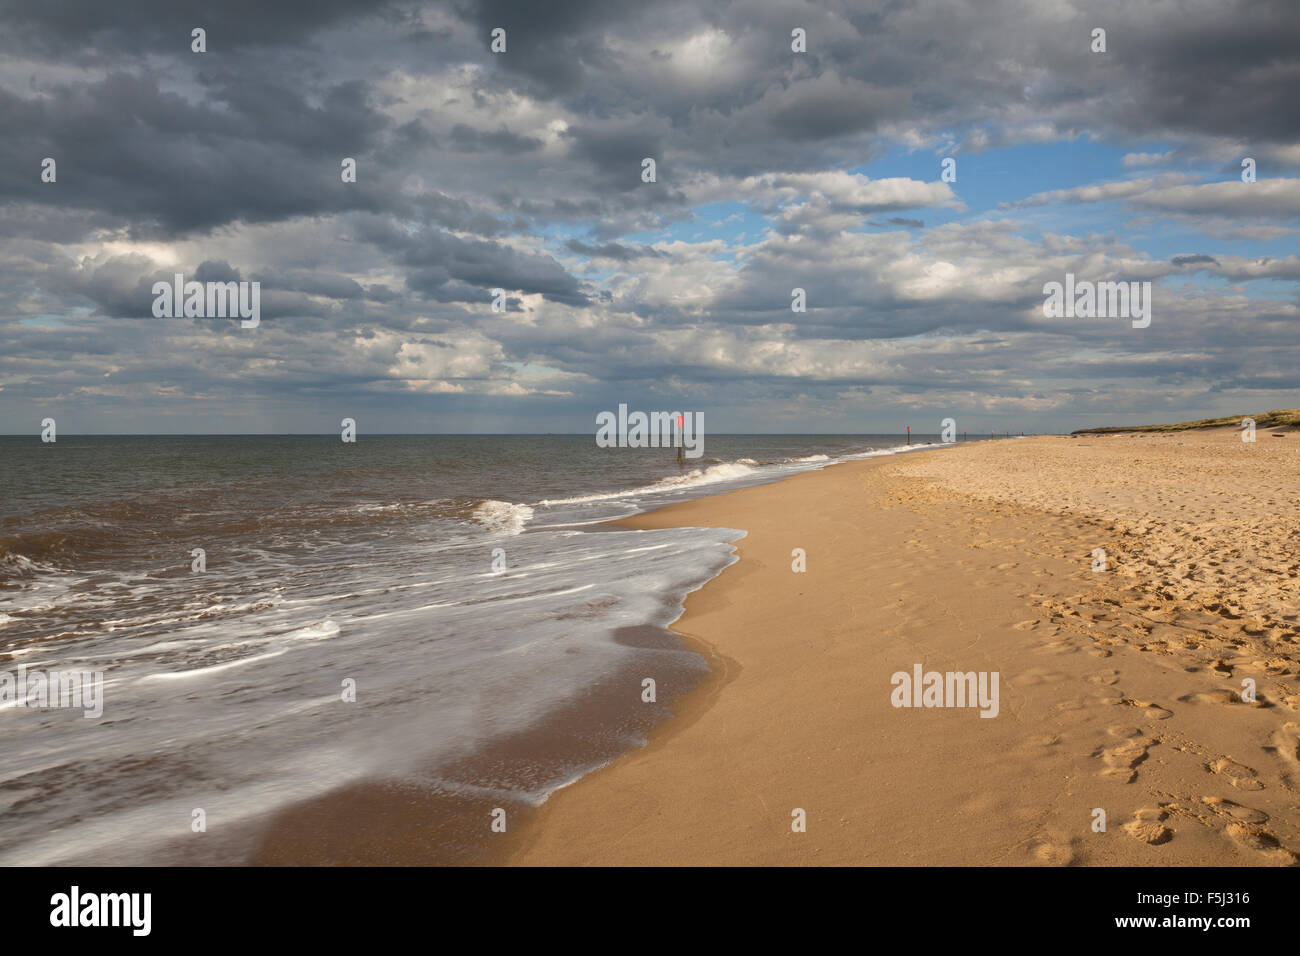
[
  {"x1": 541, "y1": 461, "x2": 757, "y2": 506},
  {"x1": 472, "y1": 499, "x2": 535, "y2": 534},
  {"x1": 540, "y1": 445, "x2": 930, "y2": 510},
  {"x1": 282, "y1": 620, "x2": 340, "y2": 641},
  {"x1": 139, "y1": 648, "x2": 290, "y2": 681},
  {"x1": 96, "y1": 597, "x2": 282, "y2": 633}
]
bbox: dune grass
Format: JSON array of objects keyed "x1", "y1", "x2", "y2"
[{"x1": 1072, "y1": 409, "x2": 1300, "y2": 435}]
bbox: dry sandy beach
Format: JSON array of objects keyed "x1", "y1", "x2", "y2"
[{"x1": 510, "y1": 428, "x2": 1300, "y2": 866}]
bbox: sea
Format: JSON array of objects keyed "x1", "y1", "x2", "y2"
[{"x1": 0, "y1": 433, "x2": 954, "y2": 863}]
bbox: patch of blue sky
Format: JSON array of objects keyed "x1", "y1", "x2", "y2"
[
  {"x1": 846, "y1": 135, "x2": 1300, "y2": 265},
  {"x1": 503, "y1": 359, "x2": 563, "y2": 377},
  {"x1": 22, "y1": 313, "x2": 75, "y2": 328},
  {"x1": 1005, "y1": 192, "x2": 1296, "y2": 267},
  {"x1": 859, "y1": 136, "x2": 1185, "y2": 212}
]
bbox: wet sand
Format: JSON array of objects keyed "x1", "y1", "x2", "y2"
[{"x1": 244, "y1": 626, "x2": 711, "y2": 865}]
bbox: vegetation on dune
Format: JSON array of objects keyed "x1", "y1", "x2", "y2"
[{"x1": 1072, "y1": 409, "x2": 1300, "y2": 435}]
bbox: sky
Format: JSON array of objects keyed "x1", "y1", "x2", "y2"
[{"x1": 1, "y1": 0, "x2": 1298, "y2": 435}]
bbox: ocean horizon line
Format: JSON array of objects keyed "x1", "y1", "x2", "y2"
[{"x1": 0, "y1": 430, "x2": 1002, "y2": 438}]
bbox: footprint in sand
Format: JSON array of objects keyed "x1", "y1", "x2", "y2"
[
  {"x1": 1037, "y1": 640, "x2": 1081, "y2": 656},
  {"x1": 1088, "y1": 669, "x2": 1121, "y2": 686},
  {"x1": 1099, "y1": 738, "x2": 1152, "y2": 782},
  {"x1": 1253, "y1": 658, "x2": 1292, "y2": 676},
  {"x1": 1055, "y1": 698, "x2": 1091, "y2": 713},
  {"x1": 1130, "y1": 699, "x2": 1173, "y2": 720},
  {"x1": 1182, "y1": 689, "x2": 1235, "y2": 704},
  {"x1": 1270, "y1": 722, "x2": 1300, "y2": 766},
  {"x1": 1268, "y1": 723, "x2": 1300, "y2": 787},
  {"x1": 1031, "y1": 831, "x2": 1077, "y2": 866},
  {"x1": 1012, "y1": 733, "x2": 1063, "y2": 757},
  {"x1": 1123, "y1": 808, "x2": 1172, "y2": 845},
  {"x1": 1224, "y1": 823, "x2": 1298, "y2": 865},
  {"x1": 1208, "y1": 757, "x2": 1265, "y2": 791},
  {"x1": 1179, "y1": 689, "x2": 1265, "y2": 708},
  {"x1": 1200, "y1": 796, "x2": 1268, "y2": 825}
]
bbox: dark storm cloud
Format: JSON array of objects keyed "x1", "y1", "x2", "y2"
[
  {"x1": 561, "y1": 121, "x2": 678, "y2": 196},
  {"x1": 448, "y1": 123, "x2": 543, "y2": 154},
  {"x1": 761, "y1": 73, "x2": 909, "y2": 141},
  {"x1": 390, "y1": 229, "x2": 589, "y2": 303},
  {"x1": 1115, "y1": 4, "x2": 1300, "y2": 144},
  {"x1": 40, "y1": 253, "x2": 163, "y2": 319},
  {"x1": 0, "y1": 72, "x2": 395, "y2": 236},
  {"x1": 0, "y1": 0, "x2": 388, "y2": 57},
  {"x1": 452, "y1": 0, "x2": 647, "y2": 96},
  {"x1": 455, "y1": 0, "x2": 1300, "y2": 156}
]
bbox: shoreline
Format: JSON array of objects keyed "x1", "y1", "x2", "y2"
[
  {"x1": 506, "y1": 431, "x2": 1300, "y2": 866},
  {"x1": 206, "y1": 428, "x2": 1300, "y2": 866},
  {"x1": 236, "y1": 442, "x2": 943, "y2": 865}
]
